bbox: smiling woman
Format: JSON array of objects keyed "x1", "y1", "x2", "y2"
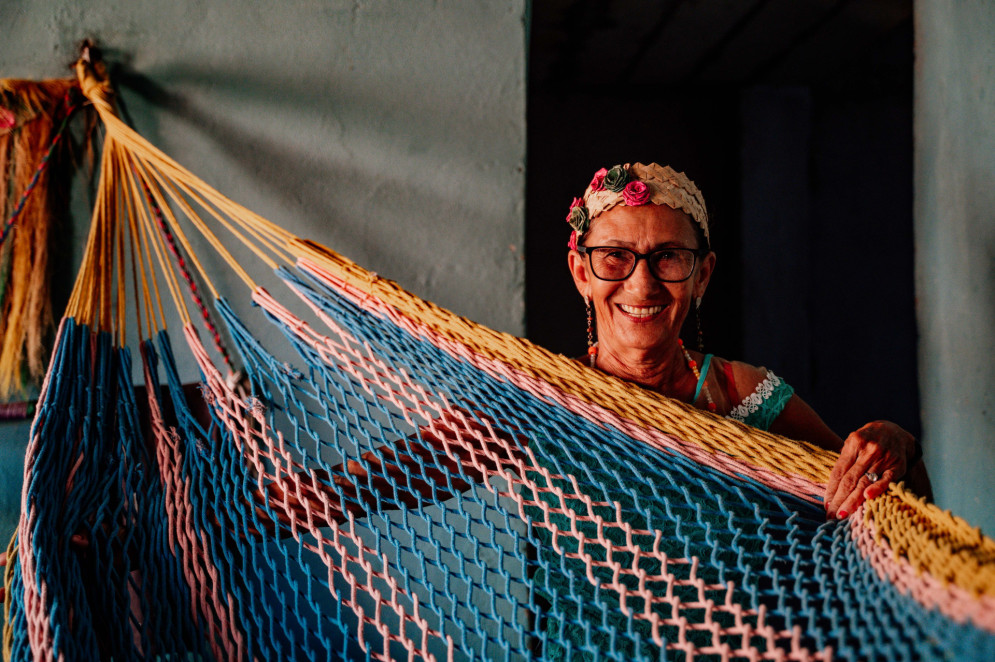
[{"x1": 564, "y1": 162, "x2": 931, "y2": 517}]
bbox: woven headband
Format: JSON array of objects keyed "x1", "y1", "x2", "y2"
[{"x1": 566, "y1": 162, "x2": 710, "y2": 249}]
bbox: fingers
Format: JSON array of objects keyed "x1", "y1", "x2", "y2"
[
  {"x1": 862, "y1": 468, "x2": 896, "y2": 501},
  {"x1": 824, "y1": 421, "x2": 915, "y2": 520},
  {"x1": 824, "y1": 456, "x2": 850, "y2": 513},
  {"x1": 825, "y1": 461, "x2": 869, "y2": 517},
  {"x1": 825, "y1": 462, "x2": 898, "y2": 519},
  {"x1": 825, "y1": 430, "x2": 860, "y2": 498},
  {"x1": 824, "y1": 431, "x2": 866, "y2": 516},
  {"x1": 833, "y1": 470, "x2": 884, "y2": 519}
]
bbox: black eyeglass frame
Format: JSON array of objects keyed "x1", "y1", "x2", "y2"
[{"x1": 576, "y1": 245, "x2": 708, "y2": 283}]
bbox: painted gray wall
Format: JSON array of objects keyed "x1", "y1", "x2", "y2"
[
  {"x1": 914, "y1": 1, "x2": 995, "y2": 534},
  {"x1": 0, "y1": 0, "x2": 526, "y2": 541}
]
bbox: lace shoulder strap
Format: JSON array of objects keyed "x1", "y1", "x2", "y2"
[{"x1": 727, "y1": 369, "x2": 795, "y2": 432}]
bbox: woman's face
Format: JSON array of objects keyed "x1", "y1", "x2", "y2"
[{"x1": 568, "y1": 204, "x2": 715, "y2": 362}]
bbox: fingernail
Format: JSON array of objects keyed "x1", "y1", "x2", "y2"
[{"x1": 838, "y1": 510, "x2": 848, "y2": 519}]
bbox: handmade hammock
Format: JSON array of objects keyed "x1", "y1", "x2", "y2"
[{"x1": 2, "y1": 55, "x2": 994, "y2": 662}]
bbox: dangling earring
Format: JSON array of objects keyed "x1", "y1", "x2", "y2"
[
  {"x1": 586, "y1": 296, "x2": 598, "y2": 367},
  {"x1": 695, "y1": 296, "x2": 704, "y2": 353}
]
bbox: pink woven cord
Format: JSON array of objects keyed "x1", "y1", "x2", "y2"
[
  {"x1": 851, "y1": 508, "x2": 995, "y2": 632},
  {"x1": 251, "y1": 287, "x2": 457, "y2": 441},
  {"x1": 141, "y1": 350, "x2": 241, "y2": 662},
  {"x1": 143, "y1": 178, "x2": 234, "y2": 372}
]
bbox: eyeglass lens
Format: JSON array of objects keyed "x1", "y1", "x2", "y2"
[{"x1": 589, "y1": 247, "x2": 696, "y2": 282}]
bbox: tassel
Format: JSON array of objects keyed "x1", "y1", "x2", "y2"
[{"x1": 0, "y1": 78, "x2": 78, "y2": 400}]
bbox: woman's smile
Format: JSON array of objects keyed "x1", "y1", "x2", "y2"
[{"x1": 616, "y1": 303, "x2": 665, "y2": 320}]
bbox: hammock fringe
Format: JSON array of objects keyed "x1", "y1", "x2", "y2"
[{"x1": 0, "y1": 77, "x2": 84, "y2": 401}]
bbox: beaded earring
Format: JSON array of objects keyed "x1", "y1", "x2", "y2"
[
  {"x1": 695, "y1": 296, "x2": 704, "y2": 353},
  {"x1": 679, "y1": 338, "x2": 716, "y2": 412},
  {"x1": 585, "y1": 296, "x2": 598, "y2": 367}
]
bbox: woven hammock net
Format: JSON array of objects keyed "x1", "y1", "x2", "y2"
[{"x1": 2, "y1": 58, "x2": 995, "y2": 662}]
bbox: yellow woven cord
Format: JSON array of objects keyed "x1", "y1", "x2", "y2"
[
  {"x1": 75, "y1": 58, "x2": 289, "y2": 286},
  {"x1": 68, "y1": 57, "x2": 258, "y2": 333},
  {"x1": 64, "y1": 132, "x2": 187, "y2": 333},
  {"x1": 2, "y1": 532, "x2": 16, "y2": 662},
  {"x1": 864, "y1": 485, "x2": 995, "y2": 596},
  {"x1": 64, "y1": 130, "x2": 112, "y2": 328},
  {"x1": 70, "y1": 56, "x2": 995, "y2": 600},
  {"x1": 120, "y1": 147, "x2": 163, "y2": 337}
]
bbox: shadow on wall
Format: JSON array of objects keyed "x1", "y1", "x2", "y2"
[
  {"x1": 113, "y1": 63, "x2": 503, "y2": 275},
  {"x1": 104, "y1": 57, "x2": 525, "y2": 337}
]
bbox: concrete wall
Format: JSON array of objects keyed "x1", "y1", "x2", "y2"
[
  {"x1": 914, "y1": 1, "x2": 995, "y2": 534},
  {"x1": 0, "y1": 0, "x2": 526, "y2": 541}
]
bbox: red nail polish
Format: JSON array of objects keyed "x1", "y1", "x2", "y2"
[{"x1": 838, "y1": 510, "x2": 848, "y2": 519}]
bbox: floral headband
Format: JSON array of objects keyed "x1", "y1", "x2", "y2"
[{"x1": 566, "y1": 162, "x2": 710, "y2": 250}]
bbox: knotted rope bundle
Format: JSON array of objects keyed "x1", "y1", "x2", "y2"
[
  {"x1": 0, "y1": 77, "x2": 82, "y2": 402},
  {"x1": 1, "y1": 55, "x2": 994, "y2": 662}
]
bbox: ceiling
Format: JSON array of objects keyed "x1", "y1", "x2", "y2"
[{"x1": 530, "y1": 0, "x2": 912, "y2": 91}]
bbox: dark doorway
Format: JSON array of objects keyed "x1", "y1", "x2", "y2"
[{"x1": 526, "y1": 0, "x2": 919, "y2": 438}]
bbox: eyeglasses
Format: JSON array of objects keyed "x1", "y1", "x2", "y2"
[{"x1": 577, "y1": 245, "x2": 705, "y2": 282}]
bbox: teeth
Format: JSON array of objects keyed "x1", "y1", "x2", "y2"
[{"x1": 619, "y1": 304, "x2": 663, "y2": 317}]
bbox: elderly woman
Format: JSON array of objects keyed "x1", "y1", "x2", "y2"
[{"x1": 564, "y1": 162, "x2": 930, "y2": 518}]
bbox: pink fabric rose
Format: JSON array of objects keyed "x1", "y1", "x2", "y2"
[
  {"x1": 622, "y1": 180, "x2": 650, "y2": 206},
  {"x1": 589, "y1": 168, "x2": 608, "y2": 192},
  {"x1": 0, "y1": 107, "x2": 15, "y2": 130},
  {"x1": 567, "y1": 230, "x2": 579, "y2": 251},
  {"x1": 565, "y1": 197, "x2": 583, "y2": 222}
]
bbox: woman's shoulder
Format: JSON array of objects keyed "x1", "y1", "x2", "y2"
[
  {"x1": 708, "y1": 356, "x2": 786, "y2": 404},
  {"x1": 706, "y1": 357, "x2": 794, "y2": 430}
]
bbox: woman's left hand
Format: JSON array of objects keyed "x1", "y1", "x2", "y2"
[{"x1": 824, "y1": 420, "x2": 916, "y2": 519}]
